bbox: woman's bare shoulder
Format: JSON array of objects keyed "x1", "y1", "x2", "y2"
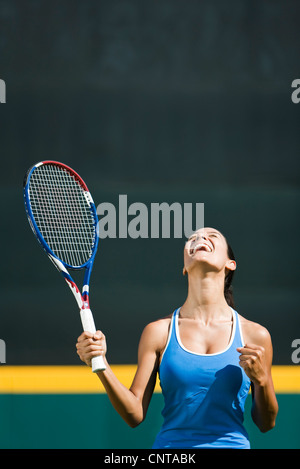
[
  {"x1": 140, "y1": 315, "x2": 172, "y2": 352},
  {"x1": 238, "y1": 314, "x2": 272, "y2": 348}
]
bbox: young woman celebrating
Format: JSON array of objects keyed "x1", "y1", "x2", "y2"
[{"x1": 76, "y1": 227, "x2": 278, "y2": 449}]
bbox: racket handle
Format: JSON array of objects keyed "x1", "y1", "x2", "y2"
[
  {"x1": 80, "y1": 308, "x2": 106, "y2": 372},
  {"x1": 91, "y1": 355, "x2": 106, "y2": 373}
]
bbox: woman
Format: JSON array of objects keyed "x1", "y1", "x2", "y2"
[{"x1": 76, "y1": 227, "x2": 278, "y2": 449}]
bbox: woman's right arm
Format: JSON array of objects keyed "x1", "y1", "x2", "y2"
[{"x1": 76, "y1": 319, "x2": 169, "y2": 428}]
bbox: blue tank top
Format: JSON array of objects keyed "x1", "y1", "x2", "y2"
[{"x1": 152, "y1": 307, "x2": 251, "y2": 449}]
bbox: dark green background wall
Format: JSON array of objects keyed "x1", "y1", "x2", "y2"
[
  {"x1": 0, "y1": 0, "x2": 300, "y2": 449},
  {"x1": 1, "y1": 0, "x2": 299, "y2": 366}
]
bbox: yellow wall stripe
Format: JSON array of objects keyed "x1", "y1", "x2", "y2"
[
  {"x1": 0, "y1": 365, "x2": 159, "y2": 394},
  {"x1": 0, "y1": 365, "x2": 299, "y2": 394},
  {"x1": 271, "y1": 366, "x2": 300, "y2": 393}
]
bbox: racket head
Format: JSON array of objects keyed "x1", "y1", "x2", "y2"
[{"x1": 23, "y1": 161, "x2": 99, "y2": 270}]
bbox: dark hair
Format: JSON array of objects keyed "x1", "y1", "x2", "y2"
[{"x1": 224, "y1": 241, "x2": 236, "y2": 308}]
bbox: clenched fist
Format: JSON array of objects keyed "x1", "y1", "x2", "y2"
[{"x1": 237, "y1": 344, "x2": 268, "y2": 386}]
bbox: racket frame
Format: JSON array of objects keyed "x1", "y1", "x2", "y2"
[{"x1": 23, "y1": 160, "x2": 106, "y2": 372}]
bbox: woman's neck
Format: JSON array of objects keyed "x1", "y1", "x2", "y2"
[{"x1": 181, "y1": 272, "x2": 230, "y2": 323}]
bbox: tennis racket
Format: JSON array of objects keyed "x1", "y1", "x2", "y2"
[{"x1": 23, "y1": 160, "x2": 106, "y2": 372}]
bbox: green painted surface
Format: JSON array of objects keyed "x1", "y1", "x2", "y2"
[{"x1": 0, "y1": 393, "x2": 298, "y2": 449}]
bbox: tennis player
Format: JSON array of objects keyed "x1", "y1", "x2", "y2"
[{"x1": 76, "y1": 227, "x2": 278, "y2": 449}]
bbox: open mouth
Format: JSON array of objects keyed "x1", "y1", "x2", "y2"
[{"x1": 190, "y1": 242, "x2": 213, "y2": 255}]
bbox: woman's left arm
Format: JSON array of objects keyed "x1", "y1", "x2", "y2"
[{"x1": 237, "y1": 326, "x2": 279, "y2": 433}]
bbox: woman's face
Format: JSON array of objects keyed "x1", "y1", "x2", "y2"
[{"x1": 183, "y1": 227, "x2": 236, "y2": 276}]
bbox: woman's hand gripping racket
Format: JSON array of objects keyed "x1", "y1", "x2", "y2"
[{"x1": 23, "y1": 161, "x2": 106, "y2": 372}]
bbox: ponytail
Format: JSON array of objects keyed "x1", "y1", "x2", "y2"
[
  {"x1": 224, "y1": 241, "x2": 236, "y2": 308},
  {"x1": 224, "y1": 272, "x2": 235, "y2": 308}
]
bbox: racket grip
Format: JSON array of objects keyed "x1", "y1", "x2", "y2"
[
  {"x1": 91, "y1": 355, "x2": 106, "y2": 373},
  {"x1": 80, "y1": 308, "x2": 106, "y2": 372}
]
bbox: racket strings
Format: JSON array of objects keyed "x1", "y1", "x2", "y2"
[{"x1": 29, "y1": 164, "x2": 96, "y2": 267}]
